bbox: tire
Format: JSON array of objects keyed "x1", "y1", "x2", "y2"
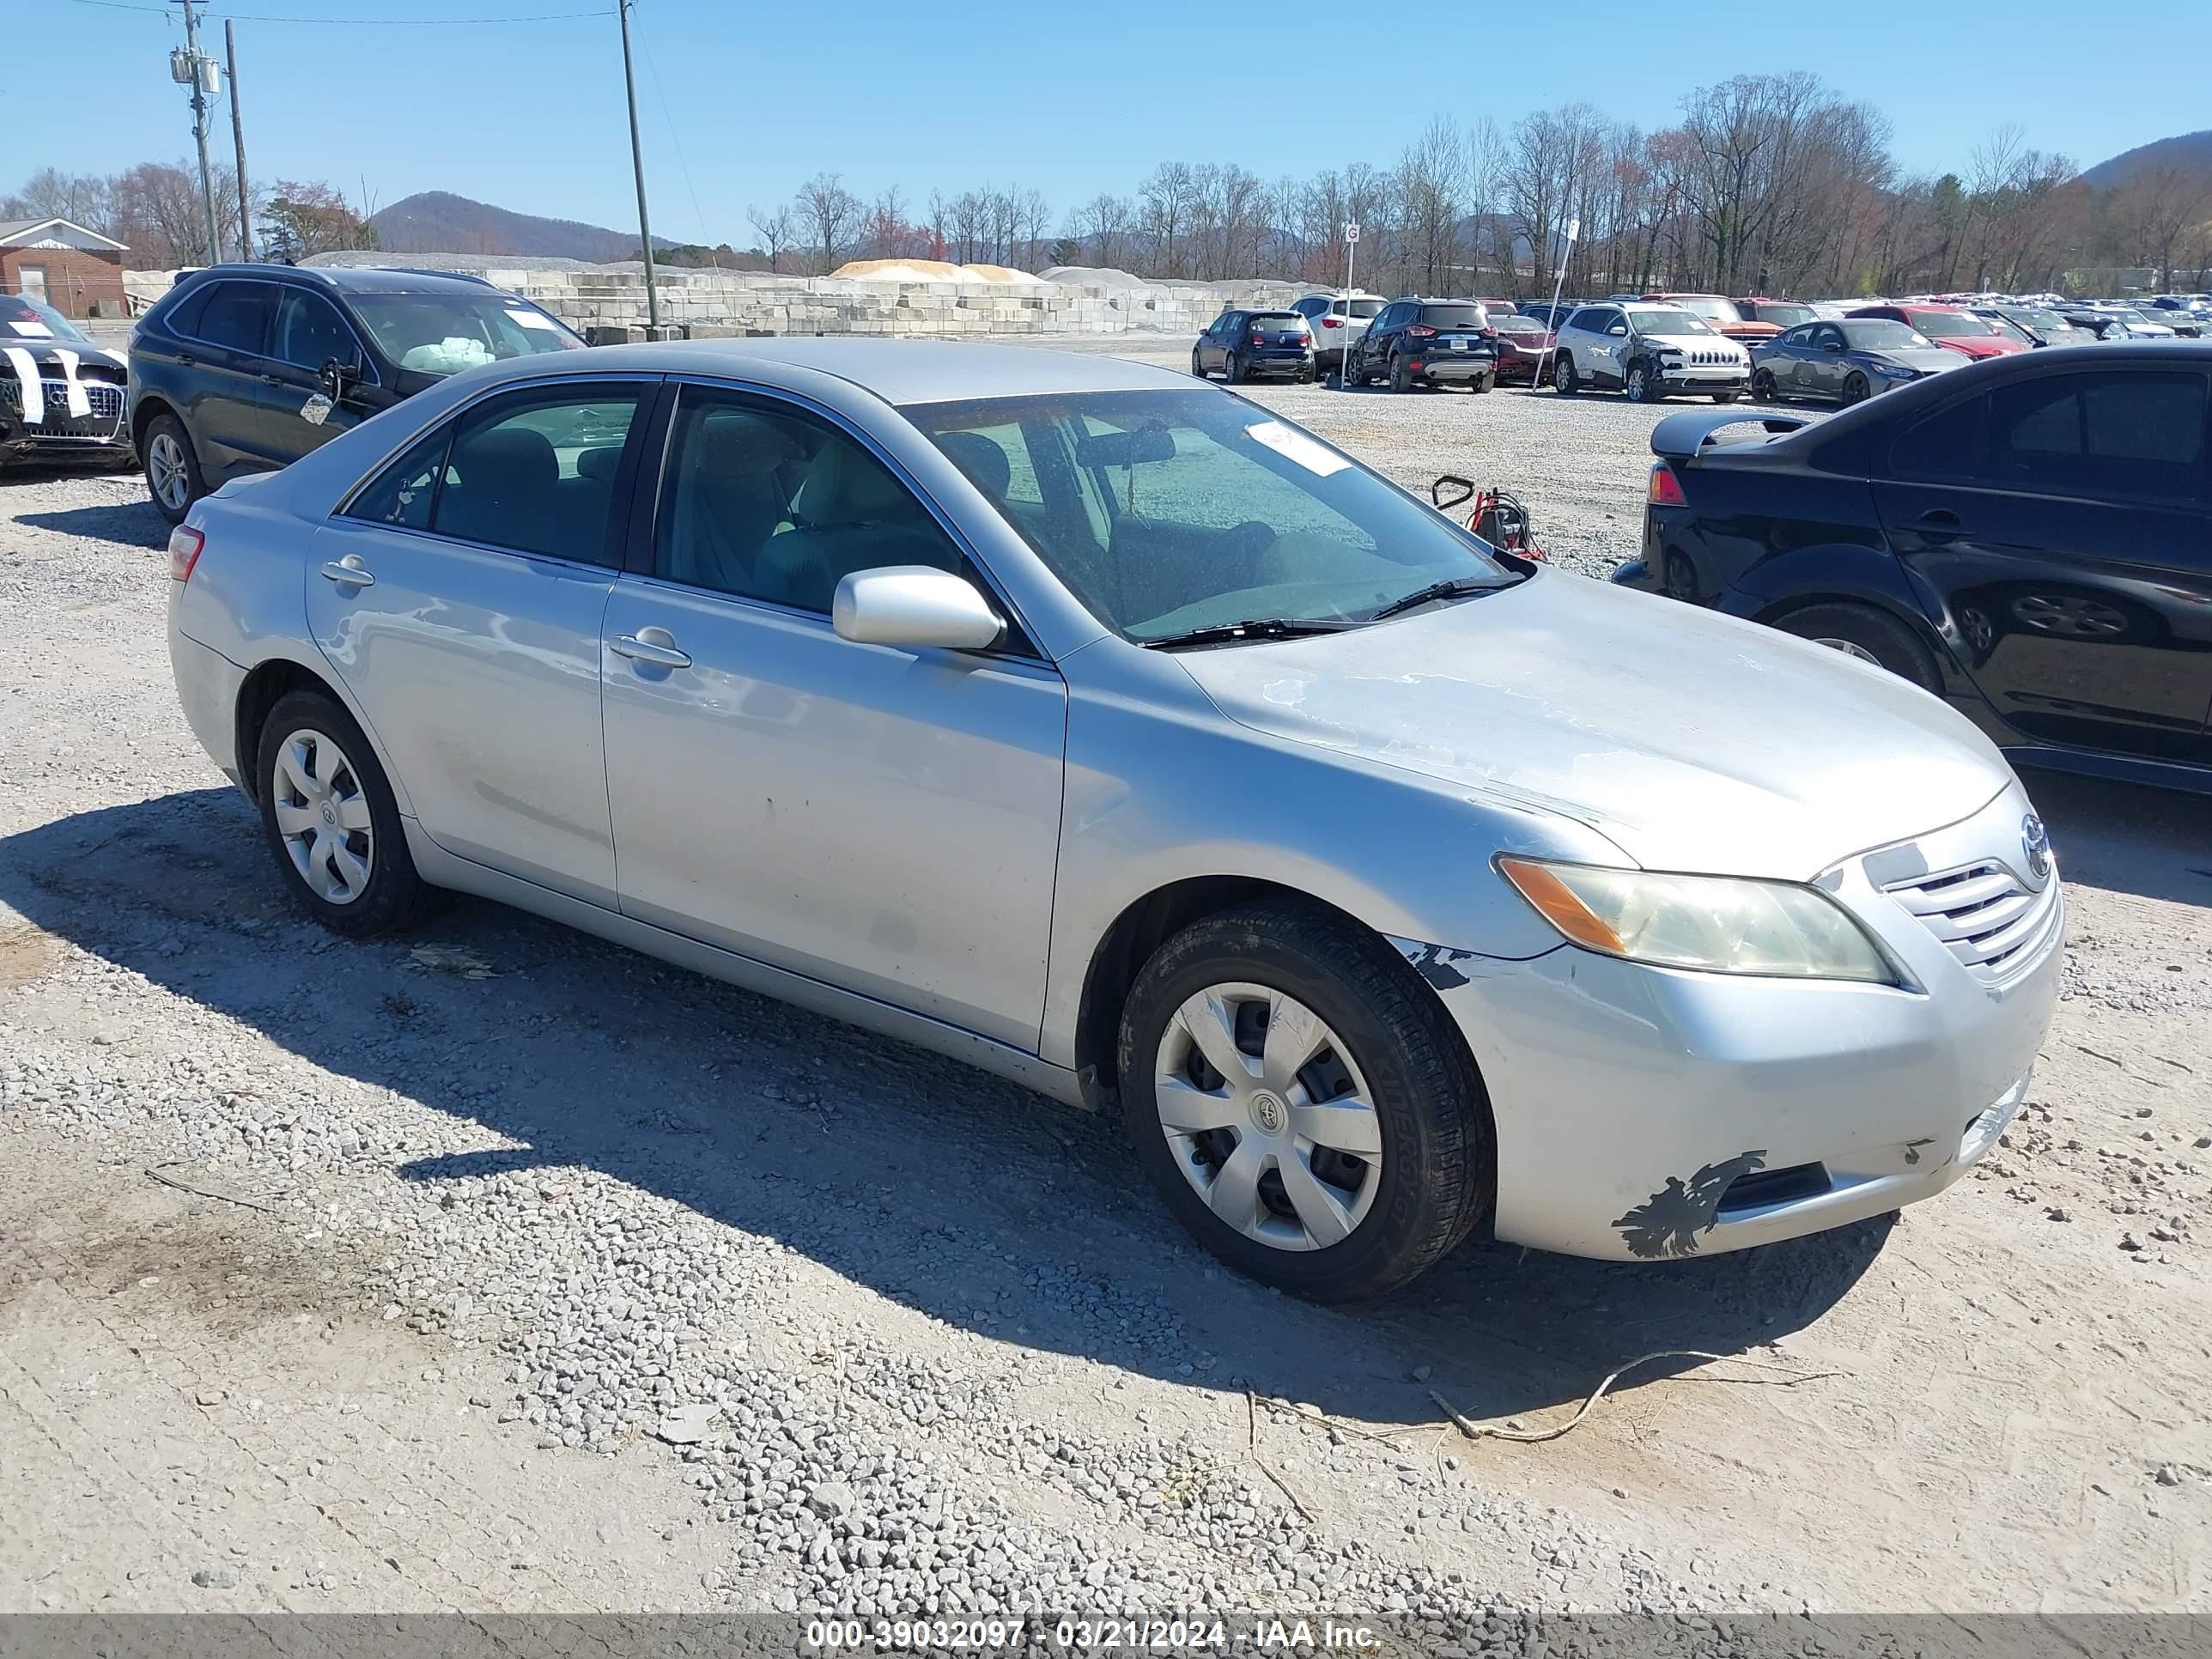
[
  {"x1": 1770, "y1": 602, "x2": 1943, "y2": 694},
  {"x1": 1469, "y1": 372, "x2": 1493, "y2": 394},
  {"x1": 1553, "y1": 353, "x2": 1579, "y2": 395},
  {"x1": 1191, "y1": 349, "x2": 1207, "y2": 379},
  {"x1": 1750, "y1": 368, "x2": 1778, "y2": 401},
  {"x1": 1663, "y1": 550, "x2": 1700, "y2": 602},
  {"x1": 1117, "y1": 897, "x2": 1492, "y2": 1302},
  {"x1": 1225, "y1": 351, "x2": 1247, "y2": 386},
  {"x1": 1624, "y1": 362, "x2": 1661, "y2": 404},
  {"x1": 1842, "y1": 372, "x2": 1870, "y2": 404},
  {"x1": 141, "y1": 411, "x2": 205, "y2": 526},
  {"x1": 1390, "y1": 354, "x2": 1413, "y2": 393},
  {"x1": 1712, "y1": 389, "x2": 1741, "y2": 404},
  {"x1": 254, "y1": 688, "x2": 432, "y2": 938}
]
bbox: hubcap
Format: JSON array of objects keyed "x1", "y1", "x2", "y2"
[
  {"x1": 148, "y1": 432, "x2": 188, "y2": 510},
  {"x1": 270, "y1": 727, "x2": 375, "y2": 904},
  {"x1": 2013, "y1": 593, "x2": 2127, "y2": 637},
  {"x1": 1153, "y1": 982, "x2": 1383, "y2": 1253},
  {"x1": 1812, "y1": 637, "x2": 1884, "y2": 666}
]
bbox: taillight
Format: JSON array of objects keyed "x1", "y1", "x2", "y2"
[
  {"x1": 1251, "y1": 332, "x2": 1267, "y2": 345},
  {"x1": 1407, "y1": 324, "x2": 1437, "y2": 337},
  {"x1": 1647, "y1": 464, "x2": 1686, "y2": 507},
  {"x1": 1321, "y1": 316, "x2": 1342, "y2": 328},
  {"x1": 167, "y1": 524, "x2": 205, "y2": 582}
]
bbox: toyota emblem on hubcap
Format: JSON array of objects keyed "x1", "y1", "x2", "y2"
[
  {"x1": 1249, "y1": 1091, "x2": 1287, "y2": 1135},
  {"x1": 2021, "y1": 813, "x2": 2051, "y2": 885}
]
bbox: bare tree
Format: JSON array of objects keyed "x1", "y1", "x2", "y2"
[
  {"x1": 747, "y1": 203, "x2": 796, "y2": 274},
  {"x1": 794, "y1": 173, "x2": 863, "y2": 275}
]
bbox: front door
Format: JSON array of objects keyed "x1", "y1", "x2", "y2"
[
  {"x1": 258, "y1": 285, "x2": 392, "y2": 463},
  {"x1": 600, "y1": 384, "x2": 1066, "y2": 1049},
  {"x1": 1873, "y1": 366, "x2": 2212, "y2": 765},
  {"x1": 305, "y1": 377, "x2": 656, "y2": 905}
]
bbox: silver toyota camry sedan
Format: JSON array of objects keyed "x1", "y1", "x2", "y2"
[{"x1": 166, "y1": 339, "x2": 2062, "y2": 1299}]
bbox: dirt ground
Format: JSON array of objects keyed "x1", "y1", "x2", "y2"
[{"x1": 2, "y1": 343, "x2": 2208, "y2": 1620}]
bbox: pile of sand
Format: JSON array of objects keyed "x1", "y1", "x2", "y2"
[
  {"x1": 829, "y1": 258, "x2": 1042, "y2": 284},
  {"x1": 1041, "y1": 265, "x2": 1148, "y2": 289}
]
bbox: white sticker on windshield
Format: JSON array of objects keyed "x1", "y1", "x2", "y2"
[
  {"x1": 10, "y1": 319, "x2": 53, "y2": 337},
  {"x1": 505, "y1": 307, "x2": 560, "y2": 331},
  {"x1": 1245, "y1": 419, "x2": 1349, "y2": 477}
]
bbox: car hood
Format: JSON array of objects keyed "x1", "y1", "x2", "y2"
[
  {"x1": 1644, "y1": 331, "x2": 1746, "y2": 354},
  {"x1": 1170, "y1": 573, "x2": 2014, "y2": 882}
]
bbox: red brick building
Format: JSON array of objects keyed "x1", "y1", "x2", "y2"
[{"x1": 0, "y1": 218, "x2": 130, "y2": 318}]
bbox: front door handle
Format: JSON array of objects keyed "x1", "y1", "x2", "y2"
[
  {"x1": 260, "y1": 373, "x2": 285, "y2": 386},
  {"x1": 611, "y1": 629, "x2": 691, "y2": 670},
  {"x1": 319, "y1": 556, "x2": 374, "y2": 588}
]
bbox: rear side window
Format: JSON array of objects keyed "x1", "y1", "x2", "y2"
[
  {"x1": 344, "y1": 424, "x2": 453, "y2": 531},
  {"x1": 1889, "y1": 393, "x2": 1989, "y2": 483},
  {"x1": 1990, "y1": 371, "x2": 2208, "y2": 504},
  {"x1": 429, "y1": 383, "x2": 647, "y2": 565},
  {"x1": 191, "y1": 281, "x2": 274, "y2": 355}
]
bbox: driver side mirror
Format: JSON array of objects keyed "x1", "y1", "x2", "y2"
[
  {"x1": 319, "y1": 356, "x2": 365, "y2": 399},
  {"x1": 1607, "y1": 324, "x2": 1629, "y2": 337},
  {"x1": 1430, "y1": 475, "x2": 1475, "y2": 512},
  {"x1": 1820, "y1": 339, "x2": 1844, "y2": 352},
  {"x1": 833, "y1": 566, "x2": 1005, "y2": 652}
]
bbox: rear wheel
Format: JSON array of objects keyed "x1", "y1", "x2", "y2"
[
  {"x1": 1118, "y1": 898, "x2": 1492, "y2": 1301},
  {"x1": 1553, "y1": 353, "x2": 1579, "y2": 395},
  {"x1": 254, "y1": 689, "x2": 431, "y2": 937},
  {"x1": 1390, "y1": 354, "x2": 1414, "y2": 393},
  {"x1": 142, "y1": 413, "x2": 204, "y2": 526},
  {"x1": 1771, "y1": 602, "x2": 1942, "y2": 694},
  {"x1": 1191, "y1": 349, "x2": 1206, "y2": 379},
  {"x1": 1226, "y1": 351, "x2": 1247, "y2": 386}
]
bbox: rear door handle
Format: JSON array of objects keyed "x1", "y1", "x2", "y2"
[
  {"x1": 611, "y1": 630, "x2": 691, "y2": 670},
  {"x1": 319, "y1": 556, "x2": 374, "y2": 587},
  {"x1": 1907, "y1": 510, "x2": 1965, "y2": 542}
]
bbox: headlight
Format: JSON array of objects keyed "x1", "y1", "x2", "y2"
[
  {"x1": 1872, "y1": 362, "x2": 1916, "y2": 378},
  {"x1": 1496, "y1": 857, "x2": 1896, "y2": 983}
]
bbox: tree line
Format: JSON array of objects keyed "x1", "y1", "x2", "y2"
[
  {"x1": 741, "y1": 75, "x2": 2210, "y2": 296},
  {"x1": 2, "y1": 163, "x2": 376, "y2": 268}
]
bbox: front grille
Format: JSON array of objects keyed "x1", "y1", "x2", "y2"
[
  {"x1": 40, "y1": 380, "x2": 124, "y2": 420},
  {"x1": 1674, "y1": 349, "x2": 1731, "y2": 366},
  {"x1": 1881, "y1": 861, "x2": 2060, "y2": 983}
]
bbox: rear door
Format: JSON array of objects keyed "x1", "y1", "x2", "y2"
[
  {"x1": 173, "y1": 278, "x2": 276, "y2": 478},
  {"x1": 306, "y1": 376, "x2": 658, "y2": 903},
  {"x1": 1807, "y1": 323, "x2": 1849, "y2": 398},
  {"x1": 1872, "y1": 365, "x2": 2212, "y2": 764}
]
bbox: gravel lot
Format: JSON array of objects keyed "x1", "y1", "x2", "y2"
[{"x1": 3, "y1": 335, "x2": 2209, "y2": 1628}]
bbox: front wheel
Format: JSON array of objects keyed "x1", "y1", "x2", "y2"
[
  {"x1": 1624, "y1": 362, "x2": 1662, "y2": 403},
  {"x1": 1750, "y1": 368, "x2": 1778, "y2": 401},
  {"x1": 1118, "y1": 899, "x2": 1492, "y2": 1301},
  {"x1": 1842, "y1": 372, "x2": 1871, "y2": 404},
  {"x1": 255, "y1": 689, "x2": 432, "y2": 937},
  {"x1": 1553, "y1": 354, "x2": 1579, "y2": 395}
]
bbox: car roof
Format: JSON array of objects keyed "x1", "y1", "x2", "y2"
[
  {"x1": 177, "y1": 262, "x2": 505, "y2": 296},
  {"x1": 447, "y1": 337, "x2": 1195, "y2": 406}
]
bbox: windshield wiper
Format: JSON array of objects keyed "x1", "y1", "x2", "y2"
[
  {"x1": 1367, "y1": 577, "x2": 1504, "y2": 622},
  {"x1": 1139, "y1": 617, "x2": 1363, "y2": 651}
]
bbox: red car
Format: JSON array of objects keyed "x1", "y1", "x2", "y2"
[
  {"x1": 1488, "y1": 313, "x2": 1557, "y2": 385},
  {"x1": 1846, "y1": 303, "x2": 2027, "y2": 361},
  {"x1": 1641, "y1": 291, "x2": 1779, "y2": 343}
]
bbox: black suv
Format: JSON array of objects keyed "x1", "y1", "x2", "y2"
[
  {"x1": 1345, "y1": 298, "x2": 1497, "y2": 392},
  {"x1": 129, "y1": 264, "x2": 584, "y2": 523}
]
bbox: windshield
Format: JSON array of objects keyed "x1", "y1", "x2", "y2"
[
  {"x1": 908, "y1": 389, "x2": 1517, "y2": 643},
  {"x1": 1657, "y1": 295, "x2": 1735, "y2": 323},
  {"x1": 2128, "y1": 309, "x2": 2173, "y2": 326},
  {"x1": 1838, "y1": 319, "x2": 1930, "y2": 350},
  {"x1": 0, "y1": 293, "x2": 92, "y2": 346},
  {"x1": 346, "y1": 292, "x2": 583, "y2": 373},
  {"x1": 1630, "y1": 307, "x2": 1713, "y2": 336},
  {"x1": 2007, "y1": 309, "x2": 2073, "y2": 333},
  {"x1": 1754, "y1": 303, "x2": 1814, "y2": 327},
  {"x1": 1414, "y1": 304, "x2": 1486, "y2": 330},
  {"x1": 1905, "y1": 309, "x2": 1994, "y2": 338}
]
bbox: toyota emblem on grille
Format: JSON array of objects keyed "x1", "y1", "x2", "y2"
[{"x1": 2021, "y1": 813, "x2": 2051, "y2": 885}]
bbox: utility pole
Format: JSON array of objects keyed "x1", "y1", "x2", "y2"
[
  {"x1": 225, "y1": 19, "x2": 253, "y2": 262},
  {"x1": 616, "y1": 0, "x2": 662, "y2": 333},
  {"x1": 168, "y1": 0, "x2": 224, "y2": 265}
]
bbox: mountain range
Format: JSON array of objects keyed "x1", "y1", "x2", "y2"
[
  {"x1": 2075, "y1": 130, "x2": 2212, "y2": 190},
  {"x1": 366, "y1": 191, "x2": 670, "y2": 262}
]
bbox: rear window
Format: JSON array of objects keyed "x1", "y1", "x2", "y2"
[
  {"x1": 1416, "y1": 304, "x2": 1486, "y2": 330},
  {"x1": 1249, "y1": 313, "x2": 1308, "y2": 331}
]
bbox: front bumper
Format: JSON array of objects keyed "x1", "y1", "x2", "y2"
[
  {"x1": 0, "y1": 375, "x2": 131, "y2": 465},
  {"x1": 1419, "y1": 783, "x2": 2063, "y2": 1261},
  {"x1": 1657, "y1": 366, "x2": 1749, "y2": 389}
]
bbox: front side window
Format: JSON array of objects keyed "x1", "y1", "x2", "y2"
[
  {"x1": 191, "y1": 281, "x2": 273, "y2": 354},
  {"x1": 428, "y1": 383, "x2": 646, "y2": 564},
  {"x1": 655, "y1": 388, "x2": 963, "y2": 614},
  {"x1": 1777, "y1": 325, "x2": 1814, "y2": 348},
  {"x1": 906, "y1": 388, "x2": 1519, "y2": 643},
  {"x1": 347, "y1": 291, "x2": 583, "y2": 374},
  {"x1": 271, "y1": 289, "x2": 361, "y2": 374}
]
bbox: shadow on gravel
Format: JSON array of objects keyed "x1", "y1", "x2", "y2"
[
  {"x1": 15, "y1": 772, "x2": 2190, "y2": 1428},
  {"x1": 15, "y1": 499, "x2": 167, "y2": 552},
  {"x1": 2023, "y1": 771, "x2": 2212, "y2": 907}
]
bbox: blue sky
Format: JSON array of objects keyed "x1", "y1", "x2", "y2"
[{"x1": 17, "y1": 0, "x2": 2203, "y2": 245}]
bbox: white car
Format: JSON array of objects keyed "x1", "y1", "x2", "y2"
[
  {"x1": 1550, "y1": 302, "x2": 1752, "y2": 403},
  {"x1": 1288, "y1": 291, "x2": 1385, "y2": 374}
]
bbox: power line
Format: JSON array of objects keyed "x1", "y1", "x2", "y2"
[
  {"x1": 633, "y1": 1, "x2": 720, "y2": 269},
  {"x1": 66, "y1": 0, "x2": 611, "y2": 22}
]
